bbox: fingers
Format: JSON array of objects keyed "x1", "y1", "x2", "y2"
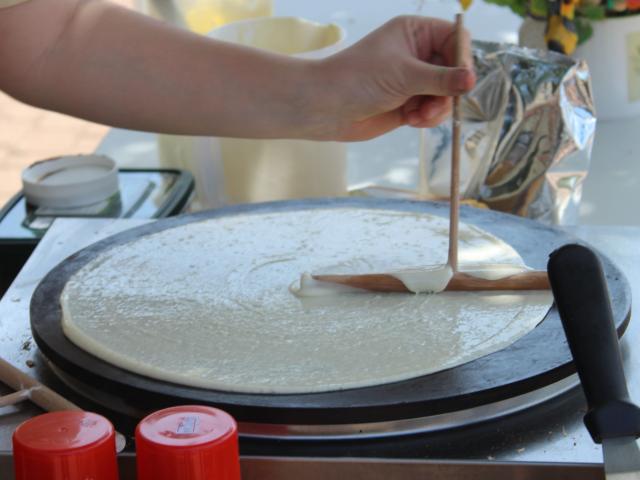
[
  {"x1": 328, "y1": 15, "x2": 477, "y2": 141},
  {"x1": 409, "y1": 16, "x2": 474, "y2": 70},
  {"x1": 401, "y1": 16, "x2": 476, "y2": 96},
  {"x1": 405, "y1": 96, "x2": 452, "y2": 127},
  {"x1": 419, "y1": 95, "x2": 451, "y2": 120},
  {"x1": 408, "y1": 60, "x2": 475, "y2": 97},
  {"x1": 409, "y1": 108, "x2": 451, "y2": 128},
  {"x1": 338, "y1": 109, "x2": 405, "y2": 142},
  {"x1": 342, "y1": 96, "x2": 453, "y2": 141}
]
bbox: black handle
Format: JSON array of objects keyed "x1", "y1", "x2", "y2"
[{"x1": 548, "y1": 244, "x2": 640, "y2": 443}]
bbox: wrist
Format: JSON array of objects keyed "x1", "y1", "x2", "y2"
[{"x1": 288, "y1": 57, "x2": 344, "y2": 141}]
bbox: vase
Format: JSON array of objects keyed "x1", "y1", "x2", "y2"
[
  {"x1": 574, "y1": 14, "x2": 640, "y2": 120},
  {"x1": 519, "y1": 14, "x2": 640, "y2": 120},
  {"x1": 518, "y1": 16, "x2": 547, "y2": 51}
]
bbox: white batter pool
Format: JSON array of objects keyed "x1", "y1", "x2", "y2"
[{"x1": 60, "y1": 208, "x2": 552, "y2": 394}]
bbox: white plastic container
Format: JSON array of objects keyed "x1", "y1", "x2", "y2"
[
  {"x1": 158, "y1": 16, "x2": 347, "y2": 208},
  {"x1": 573, "y1": 15, "x2": 640, "y2": 120},
  {"x1": 21, "y1": 155, "x2": 119, "y2": 208}
]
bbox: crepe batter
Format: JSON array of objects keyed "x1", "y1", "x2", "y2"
[
  {"x1": 393, "y1": 263, "x2": 535, "y2": 293},
  {"x1": 293, "y1": 263, "x2": 534, "y2": 296},
  {"x1": 60, "y1": 208, "x2": 552, "y2": 394}
]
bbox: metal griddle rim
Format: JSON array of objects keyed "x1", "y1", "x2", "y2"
[{"x1": 29, "y1": 198, "x2": 632, "y2": 425}]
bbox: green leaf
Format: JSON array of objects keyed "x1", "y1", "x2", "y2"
[
  {"x1": 483, "y1": 0, "x2": 511, "y2": 6},
  {"x1": 509, "y1": 1, "x2": 528, "y2": 16},
  {"x1": 575, "y1": 18, "x2": 594, "y2": 45},
  {"x1": 484, "y1": 0, "x2": 528, "y2": 16},
  {"x1": 529, "y1": 0, "x2": 549, "y2": 17},
  {"x1": 577, "y1": 4, "x2": 607, "y2": 19}
]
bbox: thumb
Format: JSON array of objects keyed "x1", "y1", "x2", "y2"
[{"x1": 407, "y1": 61, "x2": 475, "y2": 97}]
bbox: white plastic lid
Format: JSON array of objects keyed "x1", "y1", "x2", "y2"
[{"x1": 22, "y1": 155, "x2": 119, "y2": 208}]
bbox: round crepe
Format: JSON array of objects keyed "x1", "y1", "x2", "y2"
[{"x1": 60, "y1": 208, "x2": 552, "y2": 394}]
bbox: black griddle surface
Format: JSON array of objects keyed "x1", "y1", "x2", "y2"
[{"x1": 30, "y1": 199, "x2": 632, "y2": 425}]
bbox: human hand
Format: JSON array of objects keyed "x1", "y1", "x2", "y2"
[
  {"x1": 0, "y1": 5, "x2": 474, "y2": 142},
  {"x1": 311, "y1": 16, "x2": 476, "y2": 141}
]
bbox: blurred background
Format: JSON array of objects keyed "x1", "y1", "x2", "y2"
[
  {"x1": 2, "y1": 0, "x2": 637, "y2": 225},
  {"x1": 0, "y1": 0, "x2": 134, "y2": 205}
]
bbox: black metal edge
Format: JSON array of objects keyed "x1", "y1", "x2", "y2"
[
  {"x1": 0, "y1": 169, "x2": 194, "y2": 226},
  {"x1": 0, "y1": 452, "x2": 606, "y2": 480},
  {"x1": 0, "y1": 190, "x2": 22, "y2": 221},
  {"x1": 29, "y1": 198, "x2": 633, "y2": 425},
  {"x1": 0, "y1": 191, "x2": 39, "y2": 245},
  {"x1": 0, "y1": 238, "x2": 39, "y2": 247},
  {"x1": 117, "y1": 168, "x2": 195, "y2": 217}
]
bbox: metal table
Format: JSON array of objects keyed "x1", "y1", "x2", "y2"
[
  {"x1": 1, "y1": 1, "x2": 639, "y2": 476},
  {"x1": 0, "y1": 219, "x2": 638, "y2": 479}
]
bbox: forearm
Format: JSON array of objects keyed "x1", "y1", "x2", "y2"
[{"x1": 0, "y1": 0, "x2": 327, "y2": 138}]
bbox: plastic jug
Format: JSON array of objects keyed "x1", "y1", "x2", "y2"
[
  {"x1": 158, "y1": 16, "x2": 347, "y2": 209},
  {"x1": 137, "y1": 0, "x2": 272, "y2": 33}
]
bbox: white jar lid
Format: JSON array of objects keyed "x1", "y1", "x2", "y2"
[{"x1": 22, "y1": 155, "x2": 119, "y2": 208}]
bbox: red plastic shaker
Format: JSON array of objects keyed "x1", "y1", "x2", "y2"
[
  {"x1": 136, "y1": 405, "x2": 240, "y2": 480},
  {"x1": 12, "y1": 410, "x2": 118, "y2": 480}
]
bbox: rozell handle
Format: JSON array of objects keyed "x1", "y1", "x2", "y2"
[{"x1": 547, "y1": 244, "x2": 640, "y2": 443}]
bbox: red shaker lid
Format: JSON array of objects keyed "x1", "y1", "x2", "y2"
[
  {"x1": 12, "y1": 411, "x2": 118, "y2": 480},
  {"x1": 136, "y1": 405, "x2": 240, "y2": 480}
]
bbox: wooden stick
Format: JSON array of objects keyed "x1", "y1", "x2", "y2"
[
  {"x1": 0, "y1": 356, "x2": 81, "y2": 413},
  {"x1": 315, "y1": 17, "x2": 552, "y2": 297},
  {"x1": 0, "y1": 389, "x2": 32, "y2": 408},
  {"x1": 448, "y1": 13, "x2": 464, "y2": 272},
  {"x1": 313, "y1": 271, "x2": 550, "y2": 293},
  {"x1": 0, "y1": 355, "x2": 127, "y2": 451},
  {"x1": 418, "y1": 128, "x2": 429, "y2": 200}
]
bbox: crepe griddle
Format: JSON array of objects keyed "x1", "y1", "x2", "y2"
[{"x1": 30, "y1": 198, "x2": 632, "y2": 431}]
